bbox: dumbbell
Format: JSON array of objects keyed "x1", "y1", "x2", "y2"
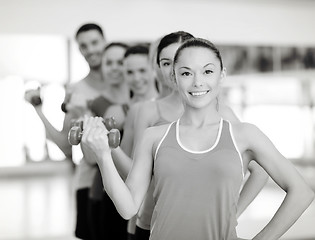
[
  {"x1": 25, "y1": 89, "x2": 42, "y2": 106},
  {"x1": 68, "y1": 117, "x2": 120, "y2": 148},
  {"x1": 24, "y1": 84, "x2": 42, "y2": 106},
  {"x1": 61, "y1": 102, "x2": 67, "y2": 113},
  {"x1": 70, "y1": 119, "x2": 84, "y2": 128},
  {"x1": 61, "y1": 91, "x2": 73, "y2": 113},
  {"x1": 30, "y1": 95, "x2": 42, "y2": 106}
]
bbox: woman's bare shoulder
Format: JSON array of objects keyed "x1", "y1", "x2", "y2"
[
  {"x1": 229, "y1": 121, "x2": 261, "y2": 136},
  {"x1": 229, "y1": 121, "x2": 268, "y2": 151}
]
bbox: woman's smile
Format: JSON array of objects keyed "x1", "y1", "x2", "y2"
[{"x1": 189, "y1": 90, "x2": 210, "y2": 97}]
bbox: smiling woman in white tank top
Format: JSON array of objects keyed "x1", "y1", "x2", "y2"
[{"x1": 81, "y1": 38, "x2": 314, "y2": 240}]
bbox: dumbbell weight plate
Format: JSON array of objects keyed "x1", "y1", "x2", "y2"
[
  {"x1": 68, "y1": 126, "x2": 82, "y2": 145},
  {"x1": 31, "y1": 96, "x2": 42, "y2": 106},
  {"x1": 104, "y1": 117, "x2": 116, "y2": 130},
  {"x1": 108, "y1": 129, "x2": 121, "y2": 148}
]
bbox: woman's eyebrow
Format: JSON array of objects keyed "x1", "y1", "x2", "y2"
[
  {"x1": 160, "y1": 58, "x2": 171, "y2": 62},
  {"x1": 204, "y1": 63, "x2": 216, "y2": 68},
  {"x1": 178, "y1": 66, "x2": 191, "y2": 70}
]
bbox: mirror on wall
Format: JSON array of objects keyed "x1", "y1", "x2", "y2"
[{"x1": 218, "y1": 44, "x2": 315, "y2": 75}]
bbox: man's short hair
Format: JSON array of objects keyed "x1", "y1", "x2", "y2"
[
  {"x1": 75, "y1": 23, "x2": 104, "y2": 39},
  {"x1": 124, "y1": 45, "x2": 149, "y2": 58}
]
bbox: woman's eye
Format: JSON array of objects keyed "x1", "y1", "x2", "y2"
[
  {"x1": 162, "y1": 62, "x2": 170, "y2": 67},
  {"x1": 181, "y1": 72, "x2": 191, "y2": 76},
  {"x1": 140, "y1": 68, "x2": 147, "y2": 73},
  {"x1": 205, "y1": 70, "x2": 213, "y2": 74}
]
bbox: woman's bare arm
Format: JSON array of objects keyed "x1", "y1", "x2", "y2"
[
  {"x1": 237, "y1": 123, "x2": 314, "y2": 240},
  {"x1": 81, "y1": 116, "x2": 159, "y2": 219}
]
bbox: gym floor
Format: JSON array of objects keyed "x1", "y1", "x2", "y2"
[{"x1": 0, "y1": 160, "x2": 314, "y2": 240}]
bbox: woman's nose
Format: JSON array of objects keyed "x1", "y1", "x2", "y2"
[{"x1": 193, "y1": 73, "x2": 203, "y2": 87}]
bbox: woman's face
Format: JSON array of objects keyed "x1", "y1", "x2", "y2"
[
  {"x1": 159, "y1": 43, "x2": 181, "y2": 89},
  {"x1": 123, "y1": 54, "x2": 153, "y2": 97},
  {"x1": 174, "y1": 47, "x2": 223, "y2": 109},
  {"x1": 102, "y1": 46, "x2": 126, "y2": 85}
]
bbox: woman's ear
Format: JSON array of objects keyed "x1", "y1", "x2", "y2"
[{"x1": 219, "y1": 67, "x2": 227, "y2": 84}]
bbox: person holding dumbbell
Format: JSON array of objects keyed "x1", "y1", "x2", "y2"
[
  {"x1": 83, "y1": 44, "x2": 160, "y2": 240},
  {"x1": 81, "y1": 37, "x2": 314, "y2": 240},
  {"x1": 60, "y1": 23, "x2": 111, "y2": 240},
  {"x1": 74, "y1": 41, "x2": 131, "y2": 240},
  {"x1": 129, "y1": 31, "x2": 269, "y2": 240},
  {"x1": 90, "y1": 31, "x2": 268, "y2": 240},
  {"x1": 118, "y1": 38, "x2": 170, "y2": 240},
  {"x1": 115, "y1": 44, "x2": 160, "y2": 240},
  {"x1": 25, "y1": 23, "x2": 121, "y2": 240}
]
